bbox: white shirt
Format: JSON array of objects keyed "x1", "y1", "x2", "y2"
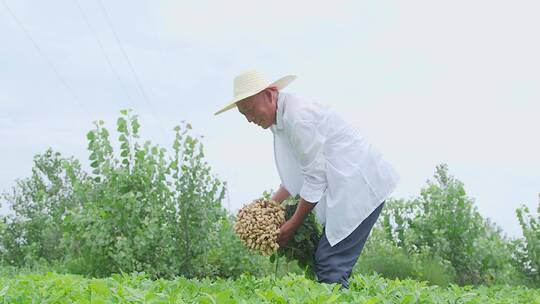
[{"x1": 270, "y1": 92, "x2": 400, "y2": 247}]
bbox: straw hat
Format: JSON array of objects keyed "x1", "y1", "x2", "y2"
[{"x1": 214, "y1": 70, "x2": 296, "y2": 115}]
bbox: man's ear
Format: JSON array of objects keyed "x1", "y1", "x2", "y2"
[{"x1": 266, "y1": 87, "x2": 277, "y2": 101}]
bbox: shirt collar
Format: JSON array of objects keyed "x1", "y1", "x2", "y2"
[{"x1": 272, "y1": 91, "x2": 285, "y2": 132}]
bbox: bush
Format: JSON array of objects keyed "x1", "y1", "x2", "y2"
[
  {"x1": 355, "y1": 225, "x2": 455, "y2": 287},
  {"x1": 200, "y1": 215, "x2": 270, "y2": 278},
  {"x1": 377, "y1": 164, "x2": 518, "y2": 286},
  {"x1": 0, "y1": 149, "x2": 84, "y2": 266},
  {"x1": 62, "y1": 110, "x2": 229, "y2": 279},
  {"x1": 416, "y1": 255, "x2": 455, "y2": 287},
  {"x1": 356, "y1": 249, "x2": 416, "y2": 281},
  {"x1": 514, "y1": 194, "x2": 540, "y2": 287},
  {"x1": 0, "y1": 110, "x2": 234, "y2": 279}
]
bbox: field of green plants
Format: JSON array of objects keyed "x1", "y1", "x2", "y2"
[
  {"x1": 1, "y1": 271, "x2": 539, "y2": 303},
  {"x1": 1, "y1": 110, "x2": 539, "y2": 302}
]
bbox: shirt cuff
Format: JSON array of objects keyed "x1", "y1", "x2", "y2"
[{"x1": 300, "y1": 180, "x2": 326, "y2": 203}]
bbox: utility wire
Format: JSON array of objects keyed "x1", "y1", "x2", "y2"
[
  {"x1": 95, "y1": 0, "x2": 169, "y2": 141},
  {"x1": 147, "y1": 7, "x2": 185, "y2": 148},
  {"x1": 96, "y1": 0, "x2": 149, "y2": 105},
  {"x1": 73, "y1": 0, "x2": 135, "y2": 112},
  {"x1": 1, "y1": 0, "x2": 92, "y2": 117}
]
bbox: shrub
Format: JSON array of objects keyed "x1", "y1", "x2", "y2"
[
  {"x1": 0, "y1": 149, "x2": 85, "y2": 266},
  {"x1": 355, "y1": 225, "x2": 456, "y2": 287},
  {"x1": 1, "y1": 110, "x2": 232, "y2": 279},
  {"x1": 514, "y1": 194, "x2": 540, "y2": 286},
  {"x1": 378, "y1": 164, "x2": 517, "y2": 286}
]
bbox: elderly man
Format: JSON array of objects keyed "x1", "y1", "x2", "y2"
[{"x1": 214, "y1": 70, "x2": 400, "y2": 289}]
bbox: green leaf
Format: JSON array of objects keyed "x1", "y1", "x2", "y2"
[
  {"x1": 400, "y1": 294, "x2": 416, "y2": 304},
  {"x1": 0, "y1": 284, "x2": 9, "y2": 297},
  {"x1": 117, "y1": 117, "x2": 127, "y2": 132},
  {"x1": 364, "y1": 297, "x2": 381, "y2": 304},
  {"x1": 89, "y1": 280, "x2": 109, "y2": 297},
  {"x1": 135, "y1": 150, "x2": 145, "y2": 161},
  {"x1": 215, "y1": 290, "x2": 234, "y2": 303},
  {"x1": 132, "y1": 119, "x2": 140, "y2": 134}
]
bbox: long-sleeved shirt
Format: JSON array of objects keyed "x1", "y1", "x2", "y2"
[{"x1": 270, "y1": 91, "x2": 400, "y2": 246}]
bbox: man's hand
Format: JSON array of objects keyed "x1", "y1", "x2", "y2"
[
  {"x1": 277, "y1": 219, "x2": 300, "y2": 248},
  {"x1": 276, "y1": 197, "x2": 318, "y2": 248}
]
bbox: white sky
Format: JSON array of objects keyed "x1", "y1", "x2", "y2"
[{"x1": 0, "y1": 0, "x2": 538, "y2": 239}]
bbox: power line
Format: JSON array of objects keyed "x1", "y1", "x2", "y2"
[
  {"x1": 95, "y1": 0, "x2": 169, "y2": 142},
  {"x1": 96, "y1": 0, "x2": 148, "y2": 105},
  {"x1": 1, "y1": 0, "x2": 91, "y2": 117},
  {"x1": 72, "y1": 0, "x2": 135, "y2": 112}
]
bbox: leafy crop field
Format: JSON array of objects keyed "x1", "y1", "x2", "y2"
[{"x1": 1, "y1": 271, "x2": 539, "y2": 303}]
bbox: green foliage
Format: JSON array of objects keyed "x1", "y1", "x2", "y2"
[
  {"x1": 201, "y1": 215, "x2": 270, "y2": 278},
  {"x1": 1, "y1": 271, "x2": 539, "y2": 303},
  {"x1": 356, "y1": 225, "x2": 456, "y2": 287},
  {"x1": 514, "y1": 194, "x2": 540, "y2": 286},
  {"x1": 357, "y1": 248, "x2": 416, "y2": 281},
  {"x1": 63, "y1": 110, "x2": 228, "y2": 279},
  {"x1": 406, "y1": 164, "x2": 486, "y2": 285},
  {"x1": 278, "y1": 199, "x2": 322, "y2": 280},
  {"x1": 0, "y1": 112, "x2": 536, "y2": 288},
  {"x1": 377, "y1": 164, "x2": 518, "y2": 286},
  {"x1": 0, "y1": 110, "x2": 246, "y2": 279},
  {"x1": 0, "y1": 149, "x2": 86, "y2": 266},
  {"x1": 260, "y1": 192, "x2": 322, "y2": 280}
]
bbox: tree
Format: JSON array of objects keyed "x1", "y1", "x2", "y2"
[
  {"x1": 1, "y1": 110, "x2": 230, "y2": 279},
  {"x1": 514, "y1": 194, "x2": 540, "y2": 285},
  {"x1": 380, "y1": 164, "x2": 516, "y2": 285},
  {"x1": 0, "y1": 149, "x2": 85, "y2": 265}
]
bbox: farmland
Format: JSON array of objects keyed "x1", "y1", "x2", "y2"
[{"x1": 1, "y1": 271, "x2": 539, "y2": 303}]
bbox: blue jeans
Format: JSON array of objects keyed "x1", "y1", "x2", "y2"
[{"x1": 314, "y1": 201, "x2": 385, "y2": 289}]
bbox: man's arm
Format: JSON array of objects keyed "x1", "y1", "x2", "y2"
[
  {"x1": 271, "y1": 184, "x2": 291, "y2": 204},
  {"x1": 289, "y1": 197, "x2": 317, "y2": 228},
  {"x1": 271, "y1": 184, "x2": 315, "y2": 228},
  {"x1": 276, "y1": 197, "x2": 317, "y2": 247}
]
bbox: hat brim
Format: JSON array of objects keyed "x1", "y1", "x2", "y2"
[{"x1": 214, "y1": 75, "x2": 296, "y2": 116}]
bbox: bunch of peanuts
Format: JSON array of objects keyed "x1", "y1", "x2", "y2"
[{"x1": 234, "y1": 199, "x2": 286, "y2": 256}]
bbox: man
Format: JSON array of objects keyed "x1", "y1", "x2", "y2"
[{"x1": 214, "y1": 70, "x2": 400, "y2": 289}]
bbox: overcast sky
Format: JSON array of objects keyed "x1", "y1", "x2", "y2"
[{"x1": 1, "y1": 0, "x2": 538, "y2": 239}]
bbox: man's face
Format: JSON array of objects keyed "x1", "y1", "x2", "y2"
[{"x1": 237, "y1": 89, "x2": 276, "y2": 129}]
